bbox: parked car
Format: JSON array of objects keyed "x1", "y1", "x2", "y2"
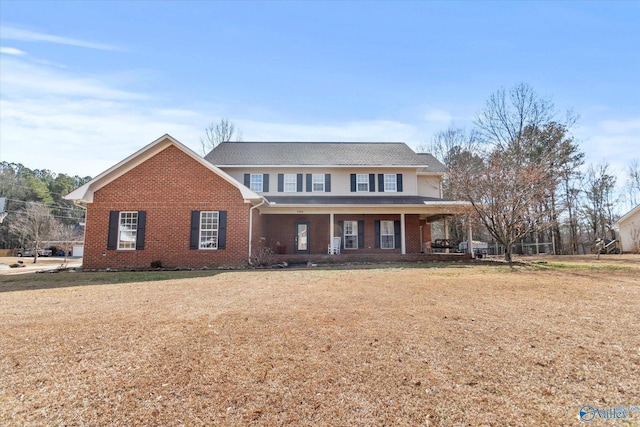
[{"x1": 17, "y1": 248, "x2": 53, "y2": 257}]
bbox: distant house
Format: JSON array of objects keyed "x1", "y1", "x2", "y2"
[
  {"x1": 65, "y1": 134, "x2": 470, "y2": 269},
  {"x1": 614, "y1": 204, "x2": 640, "y2": 253}
]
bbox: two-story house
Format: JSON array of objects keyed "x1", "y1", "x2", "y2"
[{"x1": 66, "y1": 134, "x2": 470, "y2": 270}]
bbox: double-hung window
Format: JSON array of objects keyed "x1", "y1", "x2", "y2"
[
  {"x1": 380, "y1": 220, "x2": 395, "y2": 249},
  {"x1": 357, "y1": 174, "x2": 369, "y2": 192},
  {"x1": 344, "y1": 220, "x2": 358, "y2": 249},
  {"x1": 384, "y1": 174, "x2": 397, "y2": 192},
  {"x1": 118, "y1": 212, "x2": 138, "y2": 250},
  {"x1": 250, "y1": 174, "x2": 263, "y2": 192},
  {"x1": 199, "y1": 211, "x2": 219, "y2": 249},
  {"x1": 284, "y1": 174, "x2": 297, "y2": 192},
  {"x1": 312, "y1": 174, "x2": 325, "y2": 192}
]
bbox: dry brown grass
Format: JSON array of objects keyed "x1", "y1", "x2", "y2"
[{"x1": 1, "y1": 257, "x2": 639, "y2": 426}]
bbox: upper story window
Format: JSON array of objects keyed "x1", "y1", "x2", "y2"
[
  {"x1": 357, "y1": 174, "x2": 369, "y2": 192},
  {"x1": 312, "y1": 174, "x2": 325, "y2": 192},
  {"x1": 118, "y1": 211, "x2": 138, "y2": 250},
  {"x1": 284, "y1": 174, "x2": 297, "y2": 192},
  {"x1": 250, "y1": 174, "x2": 263, "y2": 192},
  {"x1": 199, "y1": 211, "x2": 219, "y2": 249},
  {"x1": 384, "y1": 174, "x2": 397, "y2": 192}
]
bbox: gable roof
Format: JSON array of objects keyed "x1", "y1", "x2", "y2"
[
  {"x1": 615, "y1": 204, "x2": 640, "y2": 226},
  {"x1": 205, "y1": 141, "x2": 446, "y2": 171},
  {"x1": 65, "y1": 134, "x2": 262, "y2": 203}
]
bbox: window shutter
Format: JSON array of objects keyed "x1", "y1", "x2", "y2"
[
  {"x1": 218, "y1": 211, "x2": 227, "y2": 249},
  {"x1": 378, "y1": 174, "x2": 384, "y2": 192},
  {"x1": 107, "y1": 211, "x2": 119, "y2": 250},
  {"x1": 306, "y1": 174, "x2": 312, "y2": 192},
  {"x1": 296, "y1": 174, "x2": 303, "y2": 192},
  {"x1": 136, "y1": 211, "x2": 146, "y2": 250},
  {"x1": 358, "y1": 220, "x2": 364, "y2": 249},
  {"x1": 244, "y1": 174, "x2": 250, "y2": 187},
  {"x1": 369, "y1": 174, "x2": 376, "y2": 192},
  {"x1": 337, "y1": 221, "x2": 344, "y2": 248},
  {"x1": 263, "y1": 174, "x2": 269, "y2": 192},
  {"x1": 190, "y1": 211, "x2": 200, "y2": 250},
  {"x1": 278, "y1": 174, "x2": 284, "y2": 192},
  {"x1": 394, "y1": 220, "x2": 401, "y2": 248},
  {"x1": 374, "y1": 220, "x2": 381, "y2": 249},
  {"x1": 397, "y1": 174, "x2": 403, "y2": 192},
  {"x1": 350, "y1": 174, "x2": 356, "y2": 192},
  {"x1": 325, "y1": 174, "x2": 331, "y2": 192}
]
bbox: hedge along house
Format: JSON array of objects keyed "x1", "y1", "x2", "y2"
[{"x1": 66, "y1": 134, "x2": 472, "y2": 270}]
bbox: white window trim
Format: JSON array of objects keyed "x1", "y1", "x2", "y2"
[
  {"x1": 250, "y1": 174, "x2": 263, "y2": 192},
  {"x1": 118, "y1": 211, "x2": 138, "y2": 250},
  {"x1": 380, "y1": 220, "x2": 395, "y2": 249},
  {"x1": 284, "y1": 174, "x2": 297, "y2": 192},
  {"x1": 199, "y1": 211, "x2": 219, "y2": 250},
  {"x1": 344, "y1": 220, "x2": 358, "y2": 250},
  {"x1": 384, "y1": 174, "x2": 397, "y2": 192},
  {"x1": 356, "y1": 174, "x2": 369, "y2": 192},
  {"x1": 312, "y1": 174, "x2": 325, "y2": 192}
]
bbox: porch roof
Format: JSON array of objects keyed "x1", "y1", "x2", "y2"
[{"x1": 265, "y1": 195, "x2": 454, "y2": 206}]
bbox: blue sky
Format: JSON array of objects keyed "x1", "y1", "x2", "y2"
[{"x1": 1, "y1": 1, "x2": 639, "y2": 187}]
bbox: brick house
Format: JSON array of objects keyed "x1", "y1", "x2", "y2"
[{"x1": 66, "y1": 134, "x2": 470, "y2": 269}]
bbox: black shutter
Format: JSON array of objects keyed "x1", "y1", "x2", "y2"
[
  {"x1": 296, "y1": 174, "x2": 303, "y2": 192},
  {"x1": 244, "y1": 174, "x2": 250, "y2": 187},
  {"x1": 378, "y1": 174, "x2": 384, "y2": 192},
  {"x1": 350, "y1": 174, "x2": 356, "y2": 192},
  {"x1": 190, "y1": 211, "x2": 200, "y2": 249},
  {"x1": 136, "y1": 211, "x2": 146, "y2": 250},
  {"x1": 369, "y1": 174, "x2": 376, "y2": 192},
  {"x1": 263, "y1": 174, "x2": 269, "y2": 192},
  {"x1": 374, "y1": 220, "x2": 381, "y2": 249},
  {"x1": 218, "y1": 211, "x2": 227, "y2": 249},
  {"x1": 107, "y1": 211, "x2": 119, "y2": 250},
  {"x1": 325, "y1": 174, "x2": 331, "y2": 192},
  {"x1": 306, "y1": 174, "x2": 312, "y2": 192},
  {"x1": 394, "y1": 220, "x2": 401, "y2": 248},
  {"x1": 337, "y1": 221, "x2": 344, "y2": 248},
  {"x1": 358, "y1": 220, "x2": 364, "y2": 249},
  {"x1": 397, "y1": 174, "x2": 403, "y2": 192},
  {"x1": 278, "y1": 174, "x2": 284, "y2": 192}
]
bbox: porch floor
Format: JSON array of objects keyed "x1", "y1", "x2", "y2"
[{"x1": 272, "y1": 252, "x2": 471, "y2": 264}]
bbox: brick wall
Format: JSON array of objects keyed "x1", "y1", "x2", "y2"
[{"x1": 83, "y1": 145, "x2": 251, "y2": 269}]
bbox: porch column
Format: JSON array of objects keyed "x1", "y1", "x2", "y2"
[
  {"x1": 444, "y1": 216, "x2": 450, "y2": 253},
  {"x1": 401, "y1": 213, "x2": 406, "y2": 255},
  {"x1": 329, "y1": 213, "x2": 335, "y2": 253},
  {"x1": 467, "y1": 219, "x2": 474, "y2": 258}
]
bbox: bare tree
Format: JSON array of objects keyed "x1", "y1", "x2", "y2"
[
  {"x1": 54, "y1": 221, "x2": 83, "y2": 264},
  {"x1": 8, "y1": 202, "x2": 56, "y2": 264},
  {"x1": 200, "y1": 118, "x2": 242, "y2": 155},
  {"x1": 625, "y1": 160, "x2": 640, "y2": 209},
  {"x1": 582, "y1": 163, "x2": 618, "y2": 241}
]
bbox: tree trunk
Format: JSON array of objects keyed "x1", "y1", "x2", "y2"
[{"x1": 504, "y1": 245, "x2": 513, "y2": 263}]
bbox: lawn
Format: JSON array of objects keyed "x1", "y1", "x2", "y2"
[{"x1": 1, "y1": 257, "x2": 639, "y2": 426}]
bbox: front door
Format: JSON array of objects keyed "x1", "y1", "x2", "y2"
[{"x1": 294, "y1": 221, "x2": 310, "y2": 254}]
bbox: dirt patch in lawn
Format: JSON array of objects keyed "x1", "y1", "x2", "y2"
[{"x1": 1, "y1": 262, "x2": 639, "y2": 426}]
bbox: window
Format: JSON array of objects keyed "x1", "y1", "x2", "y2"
[
  {"x1": 250, "y1": 174, "x2": 263, "y2": 192},
  {"x1": 118, "y1": 211, "x2": 138, "y2": 250},
  {"x1": 344, "y1": 221, "x2": 358, "y2": 249},
  {"x1": 380, "y1": 220, "x2": 395, "y2": 249},
  {"x1": 284, "y1": 174, "x2": 297, "y2": 192},
  {"x1": 312, "y1": 174, "x2": 325, "y2": 192},
  {"x1": 199, "y1": 211, "x2": 219, "y2": 249},
  {"x1": 357, "y1": 174, "x2": 369, "y2": 192},
  {"x1": 384, "y1": 174, "x2": 397, "y2": 192}
]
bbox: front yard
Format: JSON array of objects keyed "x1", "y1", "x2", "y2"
[{"x1": 1, "y1": 257, "x2": 639, "y2": 426}]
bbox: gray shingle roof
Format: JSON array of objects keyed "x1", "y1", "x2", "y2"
[{"x1": 205, "y1": 142, "x2": 445, "y2": 170}]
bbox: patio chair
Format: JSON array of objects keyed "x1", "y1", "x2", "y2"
[{"x1": 328, "y1": 236, "x2": 341, "y2": 254}]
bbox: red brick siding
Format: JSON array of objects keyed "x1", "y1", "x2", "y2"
[{"x1": 83, "y1": 145, "x2": 251, "y2": 269}]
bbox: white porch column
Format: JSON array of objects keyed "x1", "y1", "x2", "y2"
[
  {"x1": 444, "y1": 216, "x2": 450, "y2": 253},
  {"x1": 329, "y1": 213, "x2": 335, "y2": 253},
  {"x1": 401, "y1": 213, "x2": 406, "y2": 255},
  {"x1": 467, "y1": 219, "x2": 474, "y2": 258}
]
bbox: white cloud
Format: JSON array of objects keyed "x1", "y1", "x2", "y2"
[
  {"x1": 1, "y1": 26, "x2": 118, "y2": 51},
  {"x1": 423, "y1": 108, "x2": 453, "y2": 123},
  {"x1": 0, "y1": 47, "x2": 26, "y2": 55}
]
